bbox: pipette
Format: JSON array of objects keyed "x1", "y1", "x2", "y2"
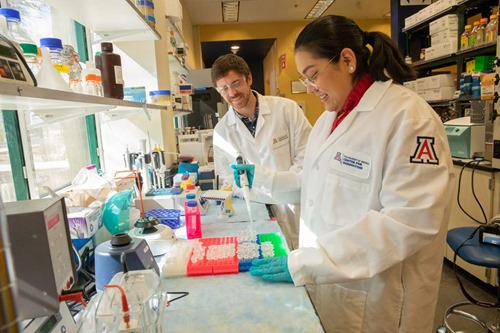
[{"x1": 236, "y1": 155, "x2": 255, "y2": 237}]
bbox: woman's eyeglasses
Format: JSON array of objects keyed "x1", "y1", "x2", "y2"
[{"x1": 298, "y1": 55, "x2": 338, "y2": 89}]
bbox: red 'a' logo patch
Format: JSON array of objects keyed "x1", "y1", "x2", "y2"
[{"x1": 410, "y1": 136, "x2": 439, "y2": 165}]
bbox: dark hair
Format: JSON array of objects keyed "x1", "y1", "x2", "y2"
[
  {"x1": 294, "y1": 15, "x2": 416, "y2": 84},
  {"x1": 211, "y1": 54, "x2": 251, "y2": 86}
]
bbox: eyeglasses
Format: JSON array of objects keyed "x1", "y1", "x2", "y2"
[
  {"x1": 299, "y1": 55, "x2": 338, "y2": 89},
  {"x1": 216, "y1": 77, "x2": 246, "y2": 95}
]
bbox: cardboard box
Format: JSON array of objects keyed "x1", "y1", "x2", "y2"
[
  {"x1": 416, "y1": 74, "x2": 455, "y2": 91},
  {"x1": 429, "y1": 15, "x2": 458, "y2": 34},
  {"x1": 419, "y1": 86, "x2": 456, "y2": 101},
  {"x1": 67, "y1": 206, "x2": 102, "y2": 239},
  {"x1": 431, "y1": 29, "x2": 458, "y2": 46}
]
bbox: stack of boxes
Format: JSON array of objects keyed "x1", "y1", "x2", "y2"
[
  {"x1": 404, "y1": 0, "x2": 459, "y2": 29},
  {"x1": 425, "y1": 15, "x2": 459, "y2": 60},
  {"x1": 404, "y1": 74, "x2": 456, "y2": 101}
]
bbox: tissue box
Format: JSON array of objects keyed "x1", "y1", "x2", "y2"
[{"x1": 67, "y1": 206, "x2": 102, "y2": 239}]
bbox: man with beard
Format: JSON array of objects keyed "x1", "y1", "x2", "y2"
[{"x1": 211, "y1": 54, "x2": 311, "y2": 250}]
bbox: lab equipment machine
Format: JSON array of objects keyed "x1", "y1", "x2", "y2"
[
  {"x1": 444, "y1": 116, "x2": 485, "y2": 159},
  {"x1": 4, "y1": 197, "x2": 76, "y2": 320},
  {"x1": 94, "y1": 233, "x2": 159, "y2": 291}
]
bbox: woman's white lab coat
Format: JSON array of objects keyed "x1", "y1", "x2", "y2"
[
  {"x1": 213, "y1": 91, "x2": 311, "y2": 249},
  {"x1": 253, "y1": 80, "x2": 455, "y2": 332}
]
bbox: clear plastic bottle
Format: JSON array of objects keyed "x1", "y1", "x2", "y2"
[
  {"x1": 476, "y1": 17, "x2": 489, "y2": 46},
  {"x1": 461, "y1": 25, "x2": 471, "y2": 50},
  {"x1": 39, "y1": 37, "x2": 70, "y2": 84},
  {"x1": 0, "y1": 8, "x2": 34, "y2": 46},
  {"x1": 486, "y1": 14, "x2": 498, "y2": 43},
  {"x1": 19, "y1": 43, "x2": 40, "y2": 77},
  {"x1": 82, "y1": 60, "x2": 103, "y2": 96},
  {"x1": 469, "y1": 21, "x2": 480, "y2": 47},
  {"x1": 185, "y1": 199, "x2": 201, "y2": 239},
  {"x1": 62, "y1": 45, "x2": 82, "y2": 93}
]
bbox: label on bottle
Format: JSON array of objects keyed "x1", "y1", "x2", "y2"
[
  {"x1": 114, "y1": 65, "x2": 124, "y2": 84},
  {"x1": 53, "y1": 64, "x2": 70, "y2": 73}
]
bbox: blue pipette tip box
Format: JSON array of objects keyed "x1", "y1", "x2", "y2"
[{"x1": 145, "y1": 209, "x2": 181, "y2": 229}]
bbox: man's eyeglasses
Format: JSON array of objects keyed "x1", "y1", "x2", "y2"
[
  {"x1": 216, "y1": 77, "x2": 246, "y2": 95},
  {"x1": 298, "y1": 55, "x2": 338, "y2": 89}
]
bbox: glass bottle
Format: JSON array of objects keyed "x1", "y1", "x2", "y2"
[
  {"x1": 62, "y1": 45, "x2": 82, "y2": 93},
  {"x1": 19, "y1": 43, "x2": 39, "y2": 77},
  {"x1": 469, "y1": 21, "x2": 480, "y2": 47},
  {"x1": 39, "y1": 37, "x2": 70, "y2": 84},
  {"x1": 0, "y1": 8, "x2": 34, "y2": 46},
  {"x1": 461, "y1": 25, "x2": 471, "y2": 50}
]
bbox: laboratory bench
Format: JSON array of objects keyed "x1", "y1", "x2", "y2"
[{"x1": 159, "y1": 199, "x2": 325, "y2": 333}]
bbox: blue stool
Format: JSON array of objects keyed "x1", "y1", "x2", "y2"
[{"x1": 441, "y1": 227, "x2": 500, "y2": 333}]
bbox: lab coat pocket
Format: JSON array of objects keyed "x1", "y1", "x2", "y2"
[
  {"x1": 321, "y1": 174, "x2": 370, "y2": 226},
  {"x1": 314, "y1": 284, "x2": 366, "y2": 333}
]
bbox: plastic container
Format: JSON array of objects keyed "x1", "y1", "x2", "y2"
[
  {"x1": 486, "y1": 14, "x2": 498, "y2": 43},
  {"x1": 39, "y1": 37, "x2": 70, "y2": 84},
  {"x1": 460, "y1": 25, "x2": 471, "y2": 50},
  {"x1": 81, "y1": 60, "x2": 103, "y2": 96},
  {"x1": 469, "y1": 21, "x2": 480, "y2": 47},
  {"x1": 136, "y1": 0, "x2": 155, "y2": 17},
  {"x1": 149, "y1": 90, "x2": 171, "y2": 106},
  {"x1": 476, "y1": 17, "x2": 488, "y2": 46},
  {"x1": 20, "y1": 43, "x2": 40, "y2": 77},
  {"x1": 185, "y1": 199, "x2": 201, "y2": 239},
  {"x1": 96, "y1": 42, "x2": 124, "y2": 99},
  {"x1": 36, "y1": 46, "x2": 71, "y2": 91}
]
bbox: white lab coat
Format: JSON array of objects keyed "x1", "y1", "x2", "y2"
[
  {"x1": 252, "y1": 80, "x2": 455, "y2": 332},
  {"x1": 213, "y1": 91, "x2": 311, "y2": 249}
]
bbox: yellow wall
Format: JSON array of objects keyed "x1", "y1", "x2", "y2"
[{"x1": 196, "y1": 19, "x2": 391, "y2": 125}]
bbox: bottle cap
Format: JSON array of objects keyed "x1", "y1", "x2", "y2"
[
  {"x1": 0, "y1": 8, "x2": 20, "y2": 22},
  {"x1": 20, "y1": 43, "x2": 37, "y2": 56},
  {"x1": 40, "y1": 37, "x2": 63, "y2": 50},
  {"x1": 149, "y1": 90, "x2": 171, "y2": 96},
  {"x1": 187, "y1": 201, "x2": 197, "y2": 207},
  {"x1": 186, "y1": 184, "x2": 195, "y2": 190},
  {"x1": 186, "y1": 194, "x2": 196, "y2": 199},
  {"x1": 101, "y1": 42, "x2": 113, "y2": 52}
]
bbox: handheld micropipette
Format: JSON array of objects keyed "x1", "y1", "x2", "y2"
[{"x1": 236, "y1": 155, "x2": 255, "y2": 237}]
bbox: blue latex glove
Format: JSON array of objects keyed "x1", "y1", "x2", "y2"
[
  {"x1": 230, "y1": 163, "x2": 255, "y2": 189},
  {"x1": 249, "y1": 256, "x2": 293, "y2": 283}
]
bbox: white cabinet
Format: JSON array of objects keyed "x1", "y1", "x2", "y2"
[{"x1": 446, "y1": 162, "x2": 500, "y2": 285}]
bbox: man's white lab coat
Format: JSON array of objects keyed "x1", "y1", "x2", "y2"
[
  {"x1": 252, "y1": 80, "x2": 455, "y2": 332},
  {"x1": 213, "y1": 92, "x2": 311, "y2": 249}
]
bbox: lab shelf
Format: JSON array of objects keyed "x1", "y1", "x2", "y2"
[
  {"x1": 46, "y1": 0, "x2": 161, "y2": 42},
  {"x1": 0, "y1": 82, "x2": 167, "y2": 128}
]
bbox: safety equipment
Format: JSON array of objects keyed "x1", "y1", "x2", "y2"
[
  {"x1": 249, "y1": 256, "x2": 293, "y2": 283},
  {"x1": 230, "y1": 163, "x2": 255, "y2": 188}
]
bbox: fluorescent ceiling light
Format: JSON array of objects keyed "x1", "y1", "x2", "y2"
[
  {"x1": 222, "y1": 1, "x2": 239, "y2": 22},
  {"x1": 305, "y1": 0, "x2": 335, "y2": 19},
  {"x1": 231, "y1": 45, "x2": 240, "y2": 53}
]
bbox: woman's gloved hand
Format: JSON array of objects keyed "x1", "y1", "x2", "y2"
[
  {"x1": 230, "y1": 164, "x2": 255, "y2": 188},
  {"x1": 249, "y1": 256, "x2": 293, "y2": 283}
]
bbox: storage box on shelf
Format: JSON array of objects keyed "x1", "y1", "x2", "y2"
[{"x1": 403, "y1": 0, "x2": 498, "y2": 116}]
